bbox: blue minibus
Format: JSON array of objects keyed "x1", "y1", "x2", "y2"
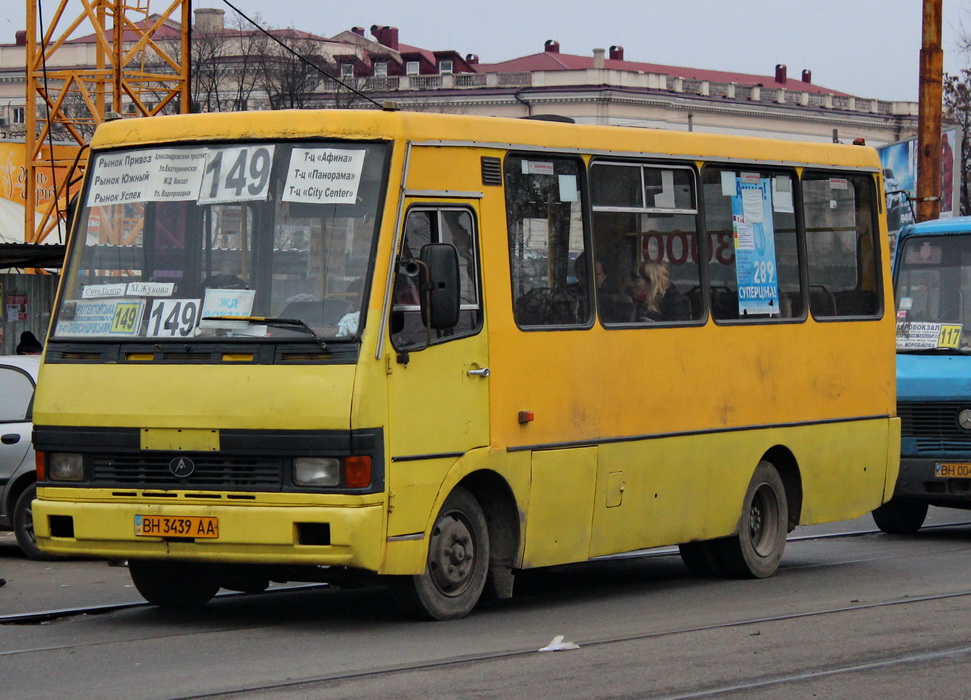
[{"x1": 876, "y1": 216, "x2": 971, "y2": 532}]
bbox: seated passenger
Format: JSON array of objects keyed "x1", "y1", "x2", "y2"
[{"x1": 628, "y1": 261, "x2": 690, "y2": 322}]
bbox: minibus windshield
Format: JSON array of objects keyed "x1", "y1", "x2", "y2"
[
  {"x1": 53, "y1": 141, "x2": 389, "y2": 342},
  {"x1": 895, "y1": 233, "x2": 971, "y2": 353}
]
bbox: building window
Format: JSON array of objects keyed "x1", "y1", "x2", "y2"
[
  {"x1": 374, "y1": 62, "x2": 388, "y2": 77},
  {"x1": 340, "y1": 64, "x2": 354, "y2": 79},
  {"x1": 439, "y1": 59, "x2": 453, "y2": 75},
  {"x1": 406, "y1": 61, "x2": 420, "y2": 76},
  {"x1": 12, "y1": 107, "x2": 25, "y2": 124}
]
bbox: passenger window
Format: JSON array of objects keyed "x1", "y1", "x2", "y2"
[
  {"x1": 591, "y1": 162, "x2": 703, "y2": 324},
  {"x1": 505, "y1": 155, "x2": 588, "y2": 328},
  {"x1": 802, "y1": 172, "x2": 881, "y2": 318},
  {"x1": 702, "y1": 167, "x2": 802, "y2": 321},
  {"x1": 0, "y1": 368, "x2": 33, "y2": 422},
  {"x1": 391, "y1": 207, "x2": 481, "y2": 349}
]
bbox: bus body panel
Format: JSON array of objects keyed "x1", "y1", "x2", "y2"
[{"x1": 34, "y1": 363, "x2": 356, "y2": 430}]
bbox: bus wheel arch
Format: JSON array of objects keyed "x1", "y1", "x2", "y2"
[
  {"x1": 762, "y1": 445, "x2": 802, "y2": 532},
  {"x1": 392, "y1": 485, "x2": 490, "y2": 620},
  {"x1": 458, "y1": 470, "x2": 521, "y2": 601},
  {"x1": 392, "y1": 471, "x2": 520, "y2": 620}
]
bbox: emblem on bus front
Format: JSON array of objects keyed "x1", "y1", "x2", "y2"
[
  {"x1": 959, "y1": 409, "x2": 971, "y2": 431},
  {"x1": 169, "y1": 456, "x2": 196, "y2": 478}
]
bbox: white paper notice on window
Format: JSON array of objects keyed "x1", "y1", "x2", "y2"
[
  {"x1": 199, "y1": 289, "x2": 256, "y2": 329},
  {"x1": 734, "y1": 220, "x2": 755, "y2": 250},
  {"x1": 720, "y1": 171, "x2": 737, "y2": 197},
  {"x1": 654, "y1": 169, "x2": 676, "y2": 208},
  {"x1": 772, "y1": 177, "x2": 794, "y2": 213},
  {"x1": 86, "y1": 152, "x2": 156, "y2": 207},
  {"x1": 741, "y1": 188, "x2": 765, "y2": 223},
  {"x1": 198, "y1": 145, "x2": 275, "y2": 204},
  {"x1": 558, "y1": 174, "x2": 578, "y2": 202},
  {"x1": 282, "y1": 148, "x2": 366, "y2": 204}
]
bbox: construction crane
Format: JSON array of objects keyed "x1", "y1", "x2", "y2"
[{"x1": 24, "y1": 0, "x2": 191, "y2": 247}]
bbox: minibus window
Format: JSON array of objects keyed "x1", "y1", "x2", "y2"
[
  {"x1": 802, "y1": 172, "x2": 881, "y2": 318},
  {"x1": 702, "y1": 167, "x2": 802, "y2": 321},
  {"x1": 53, "y1": 141, "x2": 389, "y2": 343},
  {"x1": 591, "y1": 162, "x2": 703, "y2": 325},
  {"x1": 505, "y1": 154, "x2": 588, "y2": 328}
]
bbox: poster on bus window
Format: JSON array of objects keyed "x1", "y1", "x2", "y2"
[{"x1": 731, "y1": 175, "x2": 781, "y2": 316}]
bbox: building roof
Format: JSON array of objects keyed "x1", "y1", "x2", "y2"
[{"x1": 477, "y1": 51, "x2": 850, "y2": 97}]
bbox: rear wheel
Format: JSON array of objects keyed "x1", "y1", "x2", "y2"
[
  {"x1": 392, "y1": 486, "x2": 489, "y2": 621},
  {"x1": 709, "y1": 461, "x2": 788, "y2": 579},
  {"x1": 13, "y1": 483, "x2": 56, "y2": 561},
  {"x1": 128, "y1": 560, "x2": 220, "y2": 609},
  {"x1": 678, "y1": 541, "x2": 725, "y2": 577},
  {"x1": 872, "y1": 497, "x2": 928, "y2": 534}
]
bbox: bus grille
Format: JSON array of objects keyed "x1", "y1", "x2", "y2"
[
  {"x1": 91, "y1": 454, "x2": 283, "y2": 489},
  {"x1": 899, "y1": 401, "x2": 971, "y2": 453}
]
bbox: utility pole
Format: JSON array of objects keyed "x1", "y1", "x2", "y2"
[{"x1": 916, "y1": 0, "x2": 943, "y2": 222}]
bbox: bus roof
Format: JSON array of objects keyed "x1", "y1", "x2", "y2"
[
  {"x1": 897, "y1": 216, "x2": 971, "y2": 240},
  {"x1": 90, "y1": 109, "x2": 881, "y2": 171}
]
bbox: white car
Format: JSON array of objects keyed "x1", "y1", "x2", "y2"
[{"x1": 0, "y1": 355, "x2": 47, "y2": 559}]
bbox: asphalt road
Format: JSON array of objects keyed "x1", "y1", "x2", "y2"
[{"x1": 2, "y1": 508, "x2": 971, "y2": 699}]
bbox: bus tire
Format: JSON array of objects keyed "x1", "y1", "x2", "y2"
[
  {"x1": 711, "y1": 461, "x2": 788, "y2": 579},
  {"x1": 13, "y1": 484, "x2": 58, "y2": 561},
  {"x1": 392, "y1": 486, "x2": 489, "y2": 621},
  {"x1": 678, "y1": 541, "x2": 725, "y2": 577},
  {"x1": 129, "y1": 560, "x2": 220, "y2": 609},
  {"x1": 872, "y1": 497, "x2": 928, "y2": 534}
]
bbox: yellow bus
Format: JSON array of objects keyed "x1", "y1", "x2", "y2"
[{"x1": 32, "y1": 109, "x2": 899, "y2": 620}]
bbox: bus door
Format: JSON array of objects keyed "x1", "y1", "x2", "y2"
[{"x1": 385, "y1": 200, "x2": 488, "y2": 537}]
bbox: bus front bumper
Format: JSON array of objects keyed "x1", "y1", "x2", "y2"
[
  {"x1": 33, "y1": 490, "x2": 388, "y2": 571},
  {"x1": 893, "y1": 456, "x2": 971, "y2": 504}
]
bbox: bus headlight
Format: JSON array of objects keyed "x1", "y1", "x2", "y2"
[
  {"x1": 293, "y1": 457, "x2": 341, "y2": 487},
  {"x1": 48, "y1": 453, "x2": 85, "y2": 481}
]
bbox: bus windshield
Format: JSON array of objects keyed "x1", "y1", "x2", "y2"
[
  {"x1": 895, "y1": 233, "x2": 971, "y2": 353},
  {"x1": 53, "y1": 140, "x2": 389, "y2": 342}
]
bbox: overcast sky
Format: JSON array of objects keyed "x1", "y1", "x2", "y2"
[{"x1": 5, "y1": 0, "x2": 971, "y2": 102}]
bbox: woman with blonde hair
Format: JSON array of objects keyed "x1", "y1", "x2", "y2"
[{"x1": 629, "y1": 260, "x2": 690, "y2": 322}]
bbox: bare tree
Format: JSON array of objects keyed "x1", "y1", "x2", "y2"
[
  {"x1": 223, "y1": 14, "x2": 271, "y2": 111},
  {"x1": 258, "y1": 34, "x2": 332, "y2": 110},
  {"x1": 944, "y1": 70, "x2": 971, "y2": 216}
]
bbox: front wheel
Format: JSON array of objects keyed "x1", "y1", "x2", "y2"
[
  {"x1": 872, "y1": 497, "x2": 928, "y2": 534},
  {"x1": 129, "y1": 560, "x2": 220, "y2": 609},
  {"x1": 392, "y1": 486, "x2": 489, "y2": 621},
  {"x1": 709, "y1": 461, "x2": 788, "y2": 579},
  {"x1": 13, "y1": 483, "x2": 57, "y2": 561}
]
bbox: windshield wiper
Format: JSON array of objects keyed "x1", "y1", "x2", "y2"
[{"x1": 202, "y1": 315, "x2": 327, "y2": 350}]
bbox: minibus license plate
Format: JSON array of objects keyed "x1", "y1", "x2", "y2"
[
  {"x1": 135, "y1": 514, "x2": 219, "y2": 538},
  {"x1": 934, "y1": 463, "x2": 971, "y2": 478}
]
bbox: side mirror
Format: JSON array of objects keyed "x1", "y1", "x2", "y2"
[{"x1": 419, "y1": 243, "x2": 461, "y2": 329}]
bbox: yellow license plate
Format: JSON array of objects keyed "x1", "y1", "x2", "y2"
[
  {"x1": 934, "y1": 463, "x2": 971, "y2": 478},
  {"x1": 135, "y1": 514, "x2": 219, "y2": 538}
]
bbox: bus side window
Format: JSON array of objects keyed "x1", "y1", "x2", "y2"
[
  {"x1": 802, "y1": 172, "x2": 882, "y2": 319},
  {"x1": 590, "y1": 162, "x2": 703, "y2": 325},
  {"x1": 391, "y1": 207, "x2": 482, "y2": 350},
  {"x1": 505, "y1": 154, "x2": 589, "y2": 328},
  {"x1": 702, "y1": 167, "x2": 803, "y2": 321}
]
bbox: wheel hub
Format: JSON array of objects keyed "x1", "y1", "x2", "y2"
[{"x1": 428, "y1": 514, "x2": 476, "y2": 595}]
